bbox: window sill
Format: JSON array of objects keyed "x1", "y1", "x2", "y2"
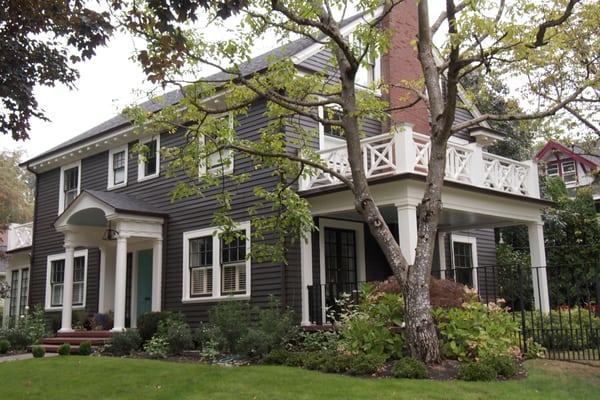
[
  {"x1": 137, "y1": 173, "x2": 159, "y2": 183},
  {"x1": 107, "y1": 182, "x2": 127, "y2": 191},
  {"x1": 181, "y1": 294, "x2": 250, "y2": 304},
  {"x1": 44, "y1": 305, "x2": 87, "y2": 312}
]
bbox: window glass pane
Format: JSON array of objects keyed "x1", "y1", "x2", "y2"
[
  {"x1": 52, "y1": 260, "x2": 65, "y2": 284},
  {"x1": 546, "y1": 164, "x2": 559, "y2": 176},
  {"x1": 74, "y1": 257, "x2": 85, "y2": 282},
  {"x1": 190, "y1": 237, "x2": 212, "y2": 267},
  {"x1": 9, "y1": 270, "x2": 19, "y2": 318},
  {"x1": 52, "y1": 284, "x2": 64, "y2": 307},
  {"x1": 73, "y1": 282, "x2": 84, "y2": 305},
  {"x1": 453, "y1": 242, "x2": 473, "y2": 287},
  {"x1": 144, "y1": 139, "x2": 157, "y2": 175},
  {"x1": 190, "y1": 267, "x2": 213, "y2": 296},
  {"x1": 113, "y1": 151, "x2": 126, "y2": 184},
  {"x1": 19, "y1": 269, "x2": 29, "y2": 316},
  {"x1": 221, "y1": 263, "x2": 246, "y2": 294},
  {"x1": 221, "y1": 231, "x2": 245, "y2": 263},
  {"x1": 63, "y1": 166, "x2": 79, "y2": 207},
  {"x1": 323, "y1": 106, "x2": 344, "y2": 137},
  {"x1": 562, "y1": 161, "x2": 576, "y2": 173}
]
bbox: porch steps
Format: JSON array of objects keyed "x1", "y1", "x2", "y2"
[{"x1": 33, "y1": 330, "x2": 114, "y2": 354}]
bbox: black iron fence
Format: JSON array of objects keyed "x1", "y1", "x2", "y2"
[{"x1": 307, "y1": 262, "x2": 600, "y2": 361}]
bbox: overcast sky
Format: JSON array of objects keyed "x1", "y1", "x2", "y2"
[{"x1": 1, "y1": 4, "x2": 447, "y2": 160}]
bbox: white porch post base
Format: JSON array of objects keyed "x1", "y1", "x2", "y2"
[
  {"x1": 527, "y1": 222, "x2": 550, "y2": 313},
  {"x1": 300, "y1": 236, "x2": 313, "y2": 326},
  {"x1": 111, "y1": 236, "x2": 128, "y2": 332},
  {"x1": 59, "y1": 245, "x2": 75, "y2": 333},
  {"x1": 151, "y1": 239, "x2": 163, "y2": 312},
  {"x1": 396, "y1": 203, "x2": 418, "y2": 265}
]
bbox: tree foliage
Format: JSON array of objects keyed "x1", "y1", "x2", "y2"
[
  {"x1": 0, "y1": 150, "x2": 34, "y2": 227},
  {"x1": 114, "y1": 0, "x2": 600, "y2": 362}
]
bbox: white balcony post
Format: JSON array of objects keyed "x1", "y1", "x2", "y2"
[
  {"x1": 98, "y1": 246, "x2": 107, "y2": 313},
  {"x1": 527, "y1": 222, "x2": 550, "y2": 313},
  {"x1": 394, "y1": 123, "x2": 416, "y2": 173},
  {"x1": 396, "y1": 203, "x2": 418, "y2": 264},
  {"x1": 151, "y1": 239, "x2": 163, "y2": 312},
  {"x1": 300, "y1": 235, "x2": 313, "y2": 326},
  {"x1": 467, "y1": 143, "x2": 484, "y2": 186},
  {"x1": 524, "y1": 160, "x2": 540, "y2": 198},
  {"x1": 112, "y1": 235, "x2": 128, "y2": 332},
  {"x1": 59, "y1": 244, "x2": 75, "y2": 333}
]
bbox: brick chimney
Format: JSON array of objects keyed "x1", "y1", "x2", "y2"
[{"x1": 381, "y1": 0, "x2": 430, "y2": 134}]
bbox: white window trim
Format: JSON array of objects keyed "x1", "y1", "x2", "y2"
[
  {"x1": 44, "y1": 249, "x2": 88, "y2": 311},
  {"x1": 546, "y1": 163, "x2": 559, "y2": 177},
  {"x1": 198, "y1": 114, "x2": 235, "y2": 176},
  {"x1": 318, "y1": 105, "x2": 346, "y2": 151},
  {"x1": 561, "y1": 160, "x2": 576, "y2": 174},
  {"x1": 58, "y1": 160, "x2": 82, "y2": 215},
  {"x1": 182, "y1": 221, "x2": 251, "y2": 303},
  {"x1": 137, "y1": 135, "x2": 160, "y2": 182},
  {"x1": 5, "y1": 266, "x2": 30, "y2": 325},
  {"x1": 450, "y1": 234, "x2": 479, "y2": 289},
  {"x1": 107, "y1": 145, "x2": 129, "y2": 190}
]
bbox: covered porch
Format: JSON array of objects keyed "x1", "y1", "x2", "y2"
[
  {"x1": 299, "y1": 177, "x2": 552, "y2": 325},
  {"x1": 53, "y1": 190, "x2": 166, "y2": 332}
]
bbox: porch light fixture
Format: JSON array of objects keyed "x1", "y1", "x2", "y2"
[{"x1": 102, "y1": 222, "x2": 119, "y2": 241}]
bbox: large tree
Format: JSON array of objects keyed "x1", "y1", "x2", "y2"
[
  {"x1": 0, "y1": 150, "x2": 34, "y2": 228},
  {"x1": 115, "y1": 0, "x2": 600, "y2": 362}
]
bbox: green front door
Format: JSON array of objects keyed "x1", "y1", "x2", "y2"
[{"x1": 137, "y1": 250, "x2": 153, "y2": 317}]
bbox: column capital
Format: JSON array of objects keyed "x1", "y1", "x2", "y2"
[{"x1": 63, "y1": 242, "x2": 76, "y2": 251}]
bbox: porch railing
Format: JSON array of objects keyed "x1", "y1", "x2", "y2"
[
  {"x1": 6, "y1": 222, "x2": 33, "y2": 252},
  {"x1": 298, "y1": 126, "x2": 540, "y2": 198}
]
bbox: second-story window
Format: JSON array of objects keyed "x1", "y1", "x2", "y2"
[
  {"x1": 59, "y1": 161, "x2": 81, "y2": 214},
  {"x1": 138, "y1": 136, "x2": 160, "y2": 181},
  {"x1": 546, "y1": 163, "x2": 559, "y2": 177},
  {"x1": 562, "y1": 160, "x2": 577, "y2": 183},
  {"x1": 108, "y1": 145, "x2": 128, "y2": 189},
  {"x1": 322, "y1": 105, "x2": 345, "y2": 138}
]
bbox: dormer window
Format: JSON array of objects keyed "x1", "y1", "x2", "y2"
[
  {"x1": 108, "y1": 145, "x2": 128, "y2": 189},
  {"x1": 562, "y1": 160, "x2": 577, "y2": 183},
  {"x1": 138, "y1": 136, "x2": 160, "y2": 181},
  {"x1": 59, "y1": 161, "x2": 81, "y2": 214}
]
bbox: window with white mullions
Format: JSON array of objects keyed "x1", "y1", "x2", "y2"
[
  {"x1": 49, "y1": 255, "x2": 87, "y2": 308},
  {"x1": 7, "y1": 267, "x2": 29, "y2": 325},
  {"x1": 9, "y1": 270, "x2": 19, "y2": 320},
  {"x1": 450, "y1": 234, "x2": 479, "y2": 290},
  {"x1": 138, "y1": 136, "x2": 160, "y2": 181},
  {"x1": 561, "y1": 160, "x2": 577, "y2": 183},
  {"x1": 63, "y1": 167, "x2": 79, "y2": 206},
  {"x1": 113, "y1": 151, "x2": 126, "y2": 184},
  {"x1": 19, "y1": 268, "x2": 29, "y2": 316},
  {"x1": 546, "y1": 163, "x2": 559, "y2": 176},
  {"x1": 189, "y1": 236, "x2": 213, "y2": 296},
  {"x1": 322, "y1": 105, "x2": 345, "y2": 138},
  {"x1": 221, "y1": 232, "x2": 247, "y2": 295}
]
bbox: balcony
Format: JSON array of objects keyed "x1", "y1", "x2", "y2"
[
  {"x1": 299, "y1": 126, "x2": 540, "y2": 199},
  {"x1": 7, "y1": 222, "x2": 33, "y2": 252}
]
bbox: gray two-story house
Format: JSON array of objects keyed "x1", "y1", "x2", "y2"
[{"x1": 13, "y1": 3, "x2": 552, "y2": 333}]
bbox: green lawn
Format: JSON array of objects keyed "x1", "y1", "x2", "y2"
[{"x1": 0, "y1": 357, "x2": 599, "y2": 400}]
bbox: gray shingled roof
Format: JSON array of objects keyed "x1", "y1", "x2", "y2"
[
  {"x1": 24, "y1": 11, "x2": 370, "y2": 166},
  {"x1": 85, "y1": 190, "x2": 167, "y2": 217}
]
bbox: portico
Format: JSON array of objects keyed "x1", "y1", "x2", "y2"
[{"x1": 53, "y1": 190, "x2": 166, "y2": 332}]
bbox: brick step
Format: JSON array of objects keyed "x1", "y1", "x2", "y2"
[
  {"x1": 56, "y1": 330, "x2": 113, "y2": 338},
  {"x1": 43, "y1": 337, "x2": 110, "y2": 346}
]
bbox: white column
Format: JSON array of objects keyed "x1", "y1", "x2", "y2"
[
  {"x1": 467, "y1": 143, "x2": 484, "y2": 187},
  {"x1": 524, "y1": 160, "x2": 541, "y2": 198},
  {"x1": 300, "y1": 235, "x2": 313, "y2": 326},
  {"x1": 393, "y1": 123, "x2": 416, "y2": 173},
  {"x1": 438, "y1": 232, "x2": 447, "y2": 279},
  {"x1": 59, "y1": 244, "x2": 75, "y2": 333},
  {"x1": 111, "y1": 236, "x2": 128, "y2": 332},
  {"x1": 396, "y1": 204, "x2": 418, "y2": 264},
  {"x1": 130, "y1": 251, "x2": 138, "y2": 328},
  {"x1": 527, "y1": 222, "x2": 550, "y2": 313},
  {"x1": 98, "y1": 246, "x2": 106, "y2": 313},
  {"x1": 151, "y1": 239, "x2": 163, "y2": 312}
]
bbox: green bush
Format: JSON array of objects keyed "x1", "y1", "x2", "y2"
[
  {"x1": 137, "y1": 312, "x2": 173, "y2": 343},
  {"x1": 156, "y1": 313, "x2": 193, "y2": 355},
  {"x1": 458, "y1": 361, "x2": 498, "y2": 381},
  {"x1": 72, "y1": 310, "x2": 90, "y2": 330},
  {"x1": 302, "y1": 350, "x2": 335, "y2": 371},
  {"x1": 482, "y1": 355, "x2": 518, "y2": 378},
  {"x1": 58, "y1": 343, "x2": 71, "y2": 356},
  {"x1": 192, "y1": 323, "x2": 212, "y2": 350},
  {"x1": 20, "y1": 305, "x2": 47, "y2": 344},
  {"x1": 392, "y1": 357, "x2": 427, "y2": 379},
  {"x1": 347, "y1": 353, "x2": 386, "y2": 376},
  {"x1": 209, "y1": 301, "x2": 252, "y2": 353},
  {"x1": 78, "y1": 340, "x2": 92, "y2": 356},
  {"x1": 336, "y1": 285, "x2": 405, "y2": 359},
  {"x1": 144, "y1": 335, "x2": 169, "y2": 359},
  {"x1": 0, "y1": 339, "x2": 9, "y2": 354},
  {"x1": 263, "y1": 348, "x2": 291, "y2": 365},
  {"x1": 108, "y1": 330, "x2": 142, "y2": 356},
  {"x1": 282, "y1": 351, "x2": 305, "y2": 367},
  {"x1": 434, "y1": 299, "x2": 520, "y2": 361},
  {"x1": 32, "y1": 345, "x2": 45, "y2": 358},
  {"x1": 298, "y1": 330, "x2": 340, "y2": 352},
  {"x1": 525, "y1": 309, "x2": 600, "y2": 351},
  {"x1": 0, "y1": 327, "x2": 30, "y2": 350}
]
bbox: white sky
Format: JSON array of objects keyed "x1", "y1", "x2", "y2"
[{"x1": 1, "y1": 3, "x2": 446, "y2": 160}]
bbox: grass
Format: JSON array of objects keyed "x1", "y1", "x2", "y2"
[{"x1": 0, "y1": 357, "x2": 599, "y2": 400}]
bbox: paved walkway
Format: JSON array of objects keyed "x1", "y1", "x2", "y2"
[{"x1": 0, "y1": 353, "x2": 57, "y2": 363}]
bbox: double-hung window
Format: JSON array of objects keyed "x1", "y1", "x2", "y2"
[
  {"x1": 108, "y1": 145, "x2": 128, "y2": 189},
  {"x1": 59, "y1": 161, "x2": 81, "y2": 213},
  {"x1": 182, "y1": 222, "x2": 250, "y2": 302},
  {"x1": 561, "y1": 160, "x2": 577, "y2": 184},
  {"x1": 7, "y1": 267, "x2": 29, "y2": 325},
  {"x1": 450, "y1": 235, "x2": 478, "y2": 289},
  {"x1": 546, "y1": 163, "x2": 559, "y2": 177},
  {"x1": 46, "y1": 250, "x2": 88, "y2": 310},
  {"x1": 138, "y1": 136, "x2": 160, "y2": 181},
  {"x1": 199, "y1": 115, "x2": 235, "y2": 176}
]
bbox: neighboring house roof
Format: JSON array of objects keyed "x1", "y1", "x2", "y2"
[
  {"x1": 83, "y1": 190, "x2": 168, "y2": 218},
  {"x1": 534, "y1": 140, "x2": 599, "y2": 170}
]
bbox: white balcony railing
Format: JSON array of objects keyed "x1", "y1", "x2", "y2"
[
  {"x1": 299, "y1": 125, "x2": 540, "y2": 198},
  {"x1": 7, "y1": 222, "x2": 33, "y2": 252}
]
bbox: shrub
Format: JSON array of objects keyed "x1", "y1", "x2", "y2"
[
  {"x1": 21, "y1": 305, "x2": 47, "y2": 344},
  {"x1": 458, "y1": 361, "x2": 497, "y2": 381},
  {"x1": 209, "y1": 301, "x2": 253, "y2": 352},
  {"x1": 525, "y1": 309, "x2": 600, "y2": 351},
  {"x1": 482, "y1": 355, "x2": 518, "y2": 378},
  {"x1": 392, "y1": 358, "x2": 427, "y2": 379},
  {"x1": 336, "y1": 285, "x2": 405, "y2": 359},
  {"x1": 58, "y1": 343, "x2": 71, "y2": 356},
  {"x1": 524, "y1": 338, "x2": 545, "y2": 359},
  {"x1": 32, "y1": 345, "x2": 45, "y2": 358},
  {"x1": 303, "y1": 350, "x2": 333, "y2": 371},
  {"x1": 137, "y1": 312, "x2": 172, "y2": 343},
  {"x1": 79, "y1": 340, "x2": 92, "y2": 356},
  {"x1": 157, "y1": 314, "x2": 193, "y2": 355},
  {"x1": 298, "y1": 330, "x2": 339, "y2": 352},
  {"x1": 282, "y1": 351, "x2": 305, "y2": 367},
  {"x1": 347, "y1": 353, "x2": 386, "y2": 376},
  {"x1": 1, "y1": 327, "x2": 30, "y2": 350},
  {"x1": 72, "y1": 310, "x2": 90, "y2": 330},
  {"x1": 108, "y1": 330, "x2": 142, "y2": 356},
  {"x1": 192, "y1": 323, "x2": 212, "y2": 350},
  {"x1": 144, "y1": 335, "x2": 169, "y2": 359},
  {"x1": 263, "y1": 348, "x2": 291, "y2": 365},
  {"x1": 434, "y1": 299, "x2": 520, "y2": 361},
  {"x1": 0, "y1": 339, "x2": 9, "y2": 354}
]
